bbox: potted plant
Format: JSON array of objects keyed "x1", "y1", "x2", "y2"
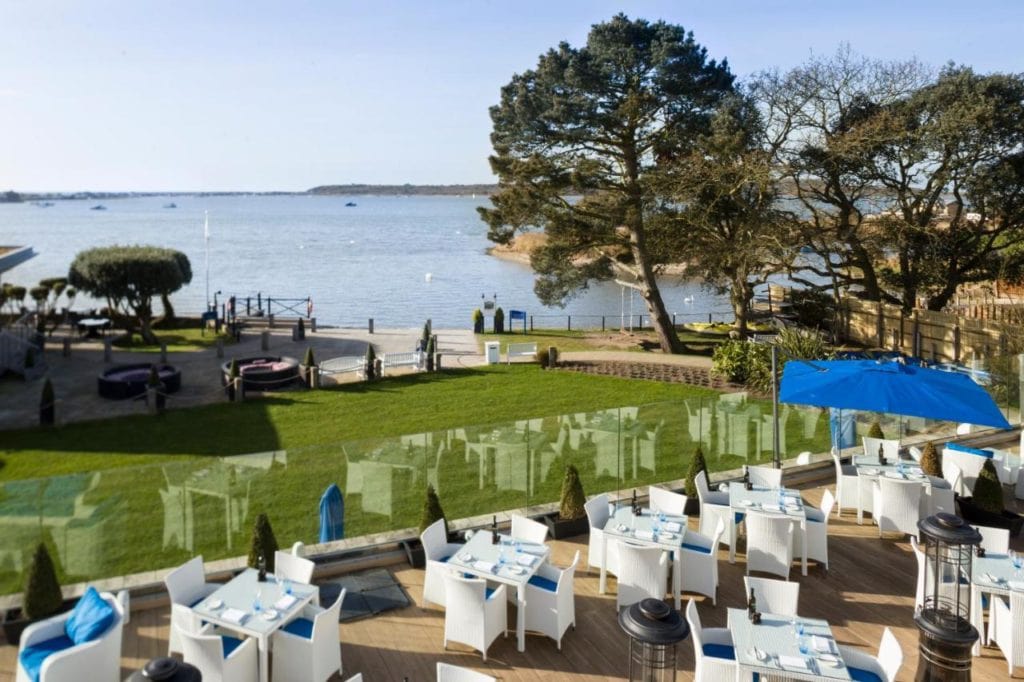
[
  {"x1": 472, "y1": 309, "x2": 484, "y2": 334},
  {"x1": 866, "y1": 419, "x2": 884, "y2": 439},
  {"x1": 147, "y1": 366, "x2": 166, "y2": 412},
  {"x1": 919, "y1": 442, "x2": 941, "y2": 477},
  {"x1": 39, "y1": 377, "x2": 55, "y2": 426},
  {"x1": 493, "y1": 307, "x2": 505, "y2": 334},
  {"x1": 425, "y1": 335, "x2": 435, "y2": 372},
  {"x1": 248, "y1": 513, "x2": 279, "y2": 573},
  {"x1": 225, "y1": 359, "x2": 239, "y2": 401},
  {"x1": 364, "y1": 345, "x2": 377, "y2": 380},
  {"x1": 683, "y1": 446, "x2": 708, "y2": 516},
  {"x1": 2, "y1": 543, "x2": 66, "y2": 644},
  {"x1": 300, "y1": 347, "x2": 318, "y2": 387},
  {"x1": 544, "y1": 465, "x2": 590, "y2": 539},
  {"x1": 408, "y1": 485, "x2": 447, "y2": 568},
  {"x1": 957, "y1": 458, "x2": 1024, "y2": 535}
]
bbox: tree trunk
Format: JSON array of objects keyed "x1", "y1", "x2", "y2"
[
  {"x1": 731, "y1": 277, "x2": 753, "y2": 338},
  {"x1": 629, "y1": 236, "x2": 681, "y2": 354}
]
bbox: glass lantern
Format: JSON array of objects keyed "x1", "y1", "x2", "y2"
[
  {"x1": 914, "y1": 513, "x2": 981, "y2": 681},
  {"x1": 618, "y1": 599, "x2": 689, "y2": 682}
]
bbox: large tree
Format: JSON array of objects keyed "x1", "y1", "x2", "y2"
[
  {"x1": 660, "y1": 96, "x2": 797, "y2": 337},
  {"x1": 68, "y1": 245, "x2": 192, "y2": 344},
  {"x1": 479, "y1": 14, "x2": 735, "y2": 352}
]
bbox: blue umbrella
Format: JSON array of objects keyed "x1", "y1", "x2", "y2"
[
  {"x1": 780, "y1": 358, "x2": 1011, "y2": 429},
  {"x1": 319, "y1": 484, "x2": 344, "y2": 543}
]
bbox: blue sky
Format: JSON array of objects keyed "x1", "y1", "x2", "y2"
[{"x1": 1, "y1": 0, "x2": 1021, "y2": 192}]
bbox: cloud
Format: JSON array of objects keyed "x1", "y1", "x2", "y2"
[{"x1": 0, "y1": 88, "x2": 23, "y2": 97}]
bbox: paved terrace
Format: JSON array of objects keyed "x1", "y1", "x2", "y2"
[{"x1": 1, "y1": 484, "x2": 1020, "y2": 681}]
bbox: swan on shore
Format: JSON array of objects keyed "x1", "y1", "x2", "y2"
[{"x1": 425, "y1": 273, "x2": 433, "y2": 282}]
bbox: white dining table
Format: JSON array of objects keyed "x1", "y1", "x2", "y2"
[
  {"x1": 445, "y1": 530, "x2": 550, "y2": 652},
  {"x1": 598, "y1": 506, "x2": 687, "y2": 609},
  {"x1": 728, "y1": 607, "x2": 851, "y2": 681},
  {"x1": 192, "y1": 568, "x2": 319, "y2": 682}
]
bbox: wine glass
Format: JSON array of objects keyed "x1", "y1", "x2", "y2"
[
  {"x1": 253, "y1": 587, "x2": 262, "y2": 613},
  {"x1": 798, "y1": 635, "x2": 810, "y2": 657},
  {"x1": 1012, "y1": 550, "x2": 1022, "y2": 577},
  {"x1": 283, "y1": 578, "x2": 293, "y2": 596}
]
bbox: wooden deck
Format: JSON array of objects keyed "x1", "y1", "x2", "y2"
[{"x1": 1, "y1": 484, "x2": 1021, "y2": 681}]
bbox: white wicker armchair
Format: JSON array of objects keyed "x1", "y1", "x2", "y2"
[
  {"x1": 685, "y1": 599, "x2": 736, "y2": 682},
  {"x1": 177, "y1": 624, "x2": 258, "y2": 682},
  {"x1": 744, "y1": 511, "x2": 795, "y2": 580},
  {"x1": 616, "y1": 543, "x2": 669, "y2": 609},
  {"x1": 795, "y1": 489, "x2": 836, "y2": 570},
  {"x1": 271, "y1": 587, "x2": 345, "y2": 682},
  {"x1": 524, "y1": 550, "x2": 579, "y2": 650},
  {"x1": 745, "y1": 465, "x2": 782, "y2": 489},
  {"x1": 988, "y1": 590, "x2": 1024, "y2": 676},
  {"x1": 976, "y1": 525, "x2": 1010, "y2": 555},
  {"x1": 442, "y1": 575, "x2": 507, "y2": 661},
  {"x1": 585, "y1": 494, "x2": 618, "y2": 575},
  {"x1": 648, "y1": 486, "x2": 686, "y2": 516},
  {"x1": 832, "y1": 451, "x2": 860, "y2": 518},
  {"x1": 742, "y1": 576, "x2": 800, "y2": 617},
  {"x1": 16, "y1": 591, "x2": 124, "y2": 682},
  {"x1": 695, "y1": 470, "x2": 732, "y2": 551},
  {"x1": 679, "y1": 519, "x2": 724, "y2": 605},
  {"x1": 873, "y1": 476, "x2": 923, "y2": 539},
  {"x1": 420, "y1": 518, "x2": 462, "y2": 608},
  {"x1": 510, "y1": 514, "x2": 549, "y2": 545},
  {"x1": 836, "y1": 627, "x2": 903, "y2": 682},
  {"x1": 436, "y1": 662, "x2": 496, "y2": 682},
  {"x1": 164, "y1": 556, "x2": 219, "y2": 656}
]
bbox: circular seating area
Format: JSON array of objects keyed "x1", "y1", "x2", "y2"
[
  {"x1": 97, "y1": 363, "x2": 182, "y2": 400},
  {"x1": 221, "y1": 356, "x2": 300, "y2": 392}
]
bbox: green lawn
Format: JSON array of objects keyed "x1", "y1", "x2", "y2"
[
  {"x1": 0, "y1": 365, "x2": 834, "y2": 595},
  {"x1": 111, "y1": 326, "x2": 235, "y2": 352},
  {"x1": 477, "y1": 329, "x2": 607, "y2": 353}
]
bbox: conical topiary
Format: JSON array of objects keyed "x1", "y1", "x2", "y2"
[
  {"x1": 365, "y1": 345, "x2": 377, "y2": 380},
  {"x1": 867, "y1": 419, "x2": 884, "y2": 439},
  {"x1": 420, "y1": 484, "x2": 446, "y2": 534},
  {"x1": 559, "y1": 465, "x2": 586, "y2": 521},
  {"x1": 23, "y1": 542, "x2": 62, "y2": 620},
  {"x1": 494, "y1": 307, "x2": 505, "y2": 334},
  {"x1": 39, "y1": 378, "x2": 55, "y2": 426},
  {"x1": 972, "y1": 458, "x2": 1004, "y2": 515},
  {"x1": 147, "y1": 366, "x2": 161, "y2": 387},
  {"x1": 472, "y1": 309, "x2": 484, "y2": 333},
  {"x1": 303, "y1": 346, "x2": 316, "y2": 367},
  {"x1": 920, "y1": 442, "x2": 941, "y2": 477},
  {"x1": 425, "y1": 335, "x2": 436, "y2": 371},
  {"x1": 248, "y1": 513, "x2": 279, "y2": 572},
  {"x1": 684, "y1": 446, "x2": 708, "y2": 498}
]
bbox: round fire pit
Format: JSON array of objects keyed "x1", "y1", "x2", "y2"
[
  {"x1": 221, "y1": 356, "x2": 300, "y2": 392},
  {"x1": 98, "y1": 363, "x2": 182, "y2": 400}
]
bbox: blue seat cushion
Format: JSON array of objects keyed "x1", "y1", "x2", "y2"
[
  {"x1": 848, "y1": 667, "x2": 883, "y2": 682},
  {"x1": 528, "y1": 574, "x2": 558, "y2": 592},
  {"x1": 735, "y1": 512, "x2": 745, "y2": 524},
  {"x1": 281, "y1": 617, "x2": 314, "y2": 639},
  {"x1": 485, "y1": 587, "x2": 498, "y2": 600},
  {"x1": 19, "y1": 634, "x2": 75, "y2": 682},
  {"x1": 682, "y1": 542, "x2": 711, "y2": 555},
  {"x1": 221, "y1": 634, "x2": 245, "y2": 658},
  {"x1": 702, "y1": 643, "x2": 735, "y2": 660},
  {"x1": 945, "y1": 442, "x2": 993, "y2": 458},
  {"x1": 438, "y1": 554, "x2": 452, "y2": 563},
  {"x1": 64, "y1": 586, "x2": 115, "y2": 645}
]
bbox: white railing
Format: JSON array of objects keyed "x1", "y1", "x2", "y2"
[
  {"x1": 382, "y1": 351, "x2": 423, "y2": 371},
  {"x1": 319, "y1": 355, "x2": 365, "y2": 377}
]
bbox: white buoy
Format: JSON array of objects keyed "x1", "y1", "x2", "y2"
[
  {"x1": 425, "y1": 273, "x2": 433, "y2": 282},
  {"x1": 684, "y1": 295, "x2": 694, "y2": 304},
  {"x1": 349, "y1": 240, "x2": 355, "y2": 245}
]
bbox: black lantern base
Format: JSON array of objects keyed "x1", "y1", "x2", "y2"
[{"x1": 914, "y1": 611, "x2": 978, "y2": 682}]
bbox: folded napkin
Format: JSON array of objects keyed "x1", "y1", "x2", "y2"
[
  {"x1": 473, "y1": 560, "x2": 496, "y2": 573},
  {"x1": 778, "y1": 655, "x2": 809, "y2": 670},
  {"x1": 520, "y1": 545, "x2": 547, "y2": 556},
  {"x1": 884, "y1": 471, "x2": 905, "y2": 479},
  {"x1": 909, "y1": 467, "x2": 924, "y2": 475},
  {"x1": 761, "y1": 503, "x2": 782, "y2": 513},
  {"x1": 515, "y1": 554, "x2": 537, "y2": 567},
  {"x1": 221, "y1": 608, "x2": 248, "y2": 625},
  {"x1": 812, "y1": 636, "x2": 835, "y2": 654},
  {"x1": 274, "y1": 594, "x2": 298, "y2": 611},
  {"x1": 663, "y1": 521, "x2": 682, "y2": 533},
  {"x1": 634, "y1": 529, "x2": 655, "y2": 541}
]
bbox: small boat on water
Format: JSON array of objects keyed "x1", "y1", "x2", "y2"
[
  {"x1": 34, "y1": 201, "x2": 54, "y2": 207},
  {"x1": 345, "y1": 201, "x2": 357, "y2": 207},
  {"x1": 90, "y1": 204, "x2": 107, "y2": 211},
  {"x1": 163, "y1": 202, "x2": 177, "y2": 209}
]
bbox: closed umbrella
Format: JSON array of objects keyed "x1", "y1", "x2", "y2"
[
  {"x1": 780, "y1": 358, "x2": 1011, "y2": 430},
  {"x1": 319, "y1": 484, "x2": 344, "y2": 543}
]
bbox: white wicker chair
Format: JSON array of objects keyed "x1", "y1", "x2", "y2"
[
  {"x1": 744, "y1": 512, "x2": 795, "y2": 580},
  {"x1": 274, "y1": 550, "x2": 315, "y2": 584},
  {"x1": 862, "y1": 436, "x2": 899, "y2": 461},
  {"x1": 164, "y1": 555, "x2": 219, "y2": 656},
  {"x1": 648, "y1": 486, "x2": 686, "y2": 516},
  {"x1": 837, "y1": 627, "x2": 903, "y2": 682},
  {"x1": 680, "y1": 519, "x2": 724, "y2": 604},
  {"x1": 745, "y1": 465, "x2": 782, "y2": 489},
  {"x1": 685, "y1": 599, "x2": 736, "y2": 682},
  {"x1": 585, "y1": 494, "x2": 619, "y2": 575},
  {"x1": 742, "y1": 576, "x2": 800, "y2": 617},
  {"x1": 832, "y1": 451, "x2": 859, "y2": 518},
  {"x1": 437, "y1": 662, "x2": 496, "y2": 681},
  {"x1": 442, "y1": 575, "x2": 507, "y2": 661},
  {"x1": 15, "y1": 590, "x2": 124, "y2": 682},
  {"x1": 988, "y1": 590, "x2": 1024, "y2": 676},
  {"x1": 942, "y1": 448, "x2": 987, "y2": 496},
  {"x1": 510, "y1": 514, "x2": 549, "y2": 545},
  {"x1": 975, "y1": 524, "x2": 1010, "y2": 555},
  {"x1": 271, "y1": 587, "x2": 345, "y2": 682},
  {"x1": 695, "y1": 470, "x2": 733, "y2": 550},
  {"x1": 908, "y1": 445, "x2": 923, "y2": 463},
  {"x1": 616, "y1": 543, "x2": 669, "y2": 609},
  {"x1": 420, "y1": 518, "x2": 462, "y2": 608},
  {"x1": 793, "y1": 489, "x2": 835, "y2": 570},
  {"x1": 795, "y1": 451, "x2": 811, "y2": 466},
  {"x1": 873, "y1": 476, "x2": 923, "y2": 539},
  {"x1": 524, "y1": 550, "x2": 579, "y2": 650},
  {"x1": 177, "y1": 624, "x2": 258, "y2": 682},
  {"x1": 910, "y1": 536, "x2": 926, "y2": 612},
  {"x1": 924, "y1": 477, "x2": 956, "y2": 517},
  {"x1": 345, "y1": 675, "x2": 363, "y2": 682}
]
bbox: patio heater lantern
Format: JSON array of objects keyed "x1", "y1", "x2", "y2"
[
  {"x1": 618, "y1": 598, "x2": 689, "y2": 682},
  {"x1": 914, "y1": 513, "x2": 981, "y2": 682},
  {"x1": 126, "y1": 657, "x2": 202, "y2": 682}
]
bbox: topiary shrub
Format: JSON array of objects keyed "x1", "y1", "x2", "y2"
[
  {"x1": 867, "y1": 419, "x2": 885, "y2": 439},
  {"x1": 365, "y1": 345, "x2": 377, "y2": 379},
  {"x1": 684, "y1": 446, "x2": 708, "y2": 498},
  {"x1": 23, "y1": 542, "x2": 62, "y2": 620},
  {"x1": 39, "y1": 377, "x2": 55, "y2": 426},
  {"x1": 248, "y1": 513, "x2": 279, "y2": 572},
  {"x1": 303, "y1": 346, "x2": 316, "y2": 367},
  {"x1": 494, "y1": 307, "x2": 505, "y2": 334},
  {"x1": 920, "y1": 442, "x2": 941, "y2": 477},
  {"x1": 419, "y1": 484, "x2": 446, "y2": 534},
  {"x1": 226, "y1": 359, "x2": 240, "y2": 400},
  {"x1": 472, "y1": 309, "x2": 484, "y2": 334},
  {"x1": 559, "y1": 465, "x2": 586, "y2": 521},
  {"x1": 147, "y1": 366, "x2": 161, "y2": 388},
  {"x1": 711, "y1": 339, "x2": 756, "y2": 383},
  {"x1": 420, "y1": 321, "x2": 431, "y2": 352},
  {"x1": 536, "y1": 347, "x2": 550, "y2": 368},
  {"x1": 972, "y1": 458, "x2": 1004, "y2": 515},
  {"x1": 425, "y1": 335, "x2": 436, "y2": 371}
]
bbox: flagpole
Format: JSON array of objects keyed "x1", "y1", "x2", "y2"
[{"x1": 204, "y1": 210, "x2": 210, "y2": 311}]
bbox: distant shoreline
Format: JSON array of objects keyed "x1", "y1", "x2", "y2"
[{"x1": 0, "y1": 184, "x2": 498, "y2": 203}]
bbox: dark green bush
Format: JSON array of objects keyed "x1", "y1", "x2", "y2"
[
  {"x1": 536, "y1": 347, "x2": 550, "y2": 368},
  {"x1": 711, "y1": 340, "x2": 756, "y2": 383},
  {"x1": 972, "y1": 458, "x2": 1004, "y2": 515},
  {"x1": 494, "y1": 307, "x2": 505, "y2": 334},
  {"x1": 303, "y1": 347, "x2": 316, "y2": 367},
  {"x1": 472, "y1": 309, "x2": 484, "y2": 333},
  {"x1": 789, "y1": 288, "x2": 836, "y2": 330},
  {"x1": 684, "y1": 446, "x2": 708, "y2": 498},
  {"x1": 365, "y1": 345, "x2": 377, "y2": 379},
  {"x1": 920, "y1": 442, "x2": 941, "y2": 477},
  {"x1": 559, "y1": 465, "x2": 586, "y2": 520},
  {"x1": 147, "y1": 366, "x2": 161, "y2": 388},
  {"x1": 420, "y1": 484, "x2": 447, "y2": 533},
  {"x1": 228, "y1": 359, "x2": 240, "y2": 380},
  {"x1": 867, "y1": 420, "x2": 884, "y2": 439},
  {"x1": 23, "y1": 543, "x2": 62, "y2": 620},
  {"x1": 248, "y1": 513, "x2": 279, "y2": 572}
]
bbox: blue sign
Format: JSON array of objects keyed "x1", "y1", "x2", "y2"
[{"x1": 509, "y1": 310, "x2": 526, "y2": 321}]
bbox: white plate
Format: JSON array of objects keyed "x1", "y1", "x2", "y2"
[
  {"x1": 750, "y1": 647, "x2": 768, "y2": 662},
  {"x1": 206, "y1": 598, "x2": 223, "y2": 610},
  {"x1": 508, "y1": 565, "x2": 526, "y2": 575},
  {"x1": 818, "y1": 654, "x2": 841, "y2": 667},
  {"x1": 459, "y1": 552, "x2": 473, "y2": 562},
  {"x1": 863, "y1": 468, "x2": 879, "y2": 475},
  {"x1": 259, "y1": 609, "x2": 278, "y2": 621},
  {"x1": 658, "y1": 532, "x2": 676, "y2": 542},
  {"x1": 739, "y1": 500, "x2": 754, "y2": 507}
]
